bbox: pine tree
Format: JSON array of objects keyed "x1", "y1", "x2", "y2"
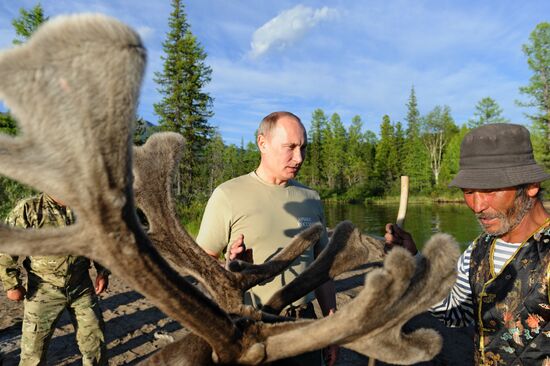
[
  {"x1": 323, "y1": 113, "x2": 347, "y2": 193},
  {"x1": 12, "y1": 3, "x2": 48, "y2": 45},
  {"x1": 242, "y1": 141, "x2": 260, "y2": 174},
  {"x1": 301, "y1": 108, "x2": 327, "y2": 188},
  {"x1": 343, "y1": 115, "x2": 371, "y2": 201},
  {"x1": 402, "y1": 86, "x2": 431, "y2": 193},
  {"x1": 154, "y1": 0, "x2": 214, "y2": 206},
  {"x1": 468, "y1": 97, "x2": 508, "y2": 128},
  {"x1": 345, "y1": 115, "x2": 366, "y2": 186},
  {"x1": 374, "y1": 115, "x2": 398, "y2": 195},
  {"x1": 518, "y1": 22, "x2": 550, "y2": 169}
]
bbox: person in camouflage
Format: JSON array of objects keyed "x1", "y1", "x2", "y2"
[{"x1": 0, "y1": 193, "x2": 109, "y2": 366}]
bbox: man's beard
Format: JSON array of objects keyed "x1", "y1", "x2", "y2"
[{"x1": 475, "y1": 190, "x2": 535, "y2": 237}]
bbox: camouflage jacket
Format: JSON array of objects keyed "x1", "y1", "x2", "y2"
[{"x1": 0, "y1": 193, "x2": 108, "y2": 290}]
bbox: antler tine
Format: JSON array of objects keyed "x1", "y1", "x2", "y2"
[
  {"x1": 0, "y1": 14, "x2": 267, "y2": 365},
  {"x1": 138, "y1": 333, "x2": 215, "y2": 366},
  {"x1": 0, "y1": 14, "x2": 142, "y2": 206},
  {"x1": 133, "y1": 132, "x2": 248, "y2": 312},
  {"x1": 263, "y1": 221, "x2": 385, "y2": 314},
  {"x1": 227, "y1": 223, "x2": 323, "y2": 291},
  {"x1": 133, "y1": 132, "x2": 324, "y2": 318},
  {"x1": 341, "y1": 233, "x2": 460, "y2": 364},
  {"x1": 252, "y1": 233, "x2": 459, "y2": 364},
  {"x1": 0, "y1": 225, "x2": 88, "y2": 256}
]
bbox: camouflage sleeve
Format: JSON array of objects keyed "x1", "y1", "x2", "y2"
[
  {"x1": 0, "y1": 254, "x2": 21, "y2": 291},
  {"x1": 5, "y1": 199, "x2": 34, "y2": 229},
  {"x1": 0, "y1": 201, "x2": 31, "y2": 291}
]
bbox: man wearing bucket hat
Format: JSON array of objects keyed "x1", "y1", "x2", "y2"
[{"x1": 385, "y1": 123, "x2": 550, "y2": 365}]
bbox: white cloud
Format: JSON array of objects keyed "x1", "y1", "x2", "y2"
[
  {"x1": 136, "y1": 25, "x2": 154, "y2": 41},
  {"x1": 249, "y1": 4, "x2": 338, "y2": 58}
]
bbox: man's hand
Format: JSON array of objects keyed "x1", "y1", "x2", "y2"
[
  {"x1": 226, "y1": 234, "x2": 253, "y2": 263},
  {"x1": 95, "y1": 273, "x2": 109, "y2": 295},
  {"x1": 6, "y1": 285, "x2": 26, "y2": 301},
  {"x1": 384, "y1": 223, "x2": 418, "y2": 255},
  {"x1": 228, "y1": 234, "x2": 245, "y2": 260}
]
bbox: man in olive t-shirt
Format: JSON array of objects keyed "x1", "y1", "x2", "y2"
[
  {"x1": 197, "y1": 170, "x2": 327, "y2": 308},
  {"x1": 196, "y1": 111, "x2": 338, "y2": 366}
]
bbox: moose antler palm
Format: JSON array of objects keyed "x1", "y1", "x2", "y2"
[{"x1": 0, "y1": 14, "x2": 459, "y2": 365}]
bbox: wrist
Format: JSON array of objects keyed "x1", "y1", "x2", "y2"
[{"x1": 5, "y1": 283, "x2": 22, "y2": 292}]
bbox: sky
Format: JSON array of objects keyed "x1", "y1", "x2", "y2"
[{"x1": 0, "y1": 0, "x2": 549, "y2": 145}]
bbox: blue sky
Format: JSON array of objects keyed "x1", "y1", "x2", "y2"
[{"x1": 0, "y1": 1, "x2": 549, "y2": 145}]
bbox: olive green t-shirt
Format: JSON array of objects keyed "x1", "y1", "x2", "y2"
[{"x1": 196, "y1": 172, "x2": 328, "y2": 308}]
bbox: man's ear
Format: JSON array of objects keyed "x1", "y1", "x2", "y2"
[
  {"x1": 257, "y1": 134, "x2": 267, "y2": 152},
  {"x1": 526, "y1": 183, "x2": 541, "y2": 198}
]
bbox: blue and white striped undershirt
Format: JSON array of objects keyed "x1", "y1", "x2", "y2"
[{"x1": 430, "y1": 238, "x2": 520, "y2": 327}]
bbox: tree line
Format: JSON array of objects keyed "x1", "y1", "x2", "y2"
[
  {"x1": 197, "y1": 89, "x2": 549, "y2": 207},
  {"x1": 1, "y1": 2, "x2": 549, "y2": 227}
]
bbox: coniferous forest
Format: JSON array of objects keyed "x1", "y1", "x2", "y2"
[{"x1": 1, "y1": 2, "x2": 549, "y2": 229}]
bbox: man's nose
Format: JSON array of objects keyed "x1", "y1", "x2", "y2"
[
  {"x1": 292, "y1": 148, "x2": 303, "y2": 164},
  {"x1": 472, "y1": 192, "x2": 488, "y2": 213}
]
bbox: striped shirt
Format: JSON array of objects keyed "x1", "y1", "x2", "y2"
[{"x1": 430, "y1": 238, "x2": 520, "y2": 327}]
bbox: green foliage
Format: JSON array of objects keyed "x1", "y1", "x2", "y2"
[
  {"x1": 3, "y1": 9, "x2": 545, "y2": 221},
  {"x1": 0, "y1": 177, "x2": 35, "y2": 219},
  {"x1": 300, "y1": 108, "x2": 327, "y2": 188},
  {"x1": 468, "y1": 97, "x2": 509, "y2": 128},
  {"x1": 0, "y1": 115, "x2": 35, "y2": 218},
  {"x1": 0, "y1": 110, "x2": 37, "y2": 215},
  {"x1": 12, "y1": 3, "x2": 48, "y2": 45},
  {"x1": 322, "y1": 113, "x2": 347, "y2": 193},
  {"x1": 373, "y1": 115, "x2": 400, "y2": 195},
  {"x1": 421, "y1": 105, "x2": 458, "y2": 187},
  {"x1": 402, "y1": 87, "x2": 431, "y2": 193},
  {"x1": 0, "y1": 112, "x2": 18, "y2": 135},
  {"x1": 0, "y1": 4, "x2": 47, "y2": 216},
  {"x1": 519, "y1": 22, "x2": 550, "y2": 169},
  {"x1": 154, "y1": 0, "x2": 214, "y2": 206},
  {"x1": 133, "y1": 116, "x2": 157, "y2": 146},
  {"x1": 343, "y1": 115, "x2": 373, "y2": 201},
  {"x1": 439, "y1": 125, "x2": 469, "y2": 188}
]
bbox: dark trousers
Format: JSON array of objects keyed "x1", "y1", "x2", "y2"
[{"x1": 281, "y1": 303, "x2": 322, "y2": 366}]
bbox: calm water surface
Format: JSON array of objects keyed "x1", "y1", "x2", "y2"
[{"x1": 324, "y1": 203, "x2": 482, "y2": 252}]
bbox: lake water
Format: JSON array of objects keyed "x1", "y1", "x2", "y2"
[{"x1": 324, "y1": 202, "x2": 482, "y2": 252}]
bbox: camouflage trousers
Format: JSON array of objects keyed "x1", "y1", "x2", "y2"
[{"x1": 20, "y1": 277, "x2": 106, "y2": 366}]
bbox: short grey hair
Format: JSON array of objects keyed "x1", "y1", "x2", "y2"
[{"x1": 257, "y1": 111, "x2": 303, "y2": 138}]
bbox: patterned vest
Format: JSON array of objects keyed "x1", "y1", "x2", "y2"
[{"x1": 469, "y1": 222, "x2": 550, "y2": 365}]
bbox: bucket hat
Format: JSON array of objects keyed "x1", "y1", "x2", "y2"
[{"x1": 449, "y1": 123, "x2": 550, "y2": 189}]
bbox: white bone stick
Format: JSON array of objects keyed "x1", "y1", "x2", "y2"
[{"x1": 396, "y1": 176, "x2": 409, "y2": 228}]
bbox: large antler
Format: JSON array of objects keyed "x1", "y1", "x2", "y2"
[
  {"x1": 0, "y1": 14, "x2": 262, "y2": 365},
  {"x1": 258, "y1": 233, "x2": 459, "y2": 364},
  {"x1": 0, "y1": 14, "x2": 460, "y2": 365},
  {"x1": 144, "y1": 233, "x2": 459, "y2": 365},
  {"x1": 132, "y1": 132, "x2": 323, "y2": 316},
  {"x1": 261, "y1": 220, "x2": 385, "y2": 314}
]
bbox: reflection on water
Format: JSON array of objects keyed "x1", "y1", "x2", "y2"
[{"x1": 324, "y1": 202, "x2": 482, "y2": 252}]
